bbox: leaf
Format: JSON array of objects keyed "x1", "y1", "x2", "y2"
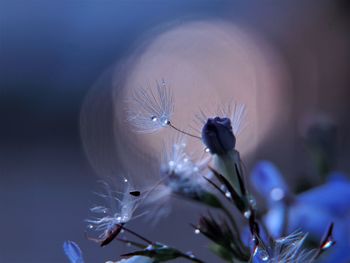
[
  {"x1": 209, "y1": 243, "x2": 234, "y2": 262},
  {"x1": 208, "y1": 166, "x2": 248, "y2": 213},
  {"x1": 195, "y1": 213, "x2": 250, "y2": 261}
]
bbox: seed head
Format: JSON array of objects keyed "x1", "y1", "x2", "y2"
[
  {"x1": 86, "y1": 180, "x2": 142, "y2": 239},
  {"x1": 127, "y1": 80, "x2": 174, "y2": 133}
]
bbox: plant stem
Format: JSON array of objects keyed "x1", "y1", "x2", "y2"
[{"x1": 168, "y1": 122, "x2": 202, "y2": 140}]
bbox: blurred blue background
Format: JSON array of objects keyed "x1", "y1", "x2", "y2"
[{"x1": 1, "y1": 1, "x2": 350, "y2": 262}]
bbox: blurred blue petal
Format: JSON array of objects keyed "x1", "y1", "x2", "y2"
[
  {"x1": 298, "y1": 179, "x2": 350, "y2": 218},
  {"x1": 327, "y1": 171, "x2": 349, "y2": 183},
  {"x1": 63, "y1": 241, "x2": 84, "y2": 263},
  {"x1": 250, "y1": 161, "x2": 289, "y2": 204},
  {"x1": 265, "y1": 202, "x2": 350, "y2": 263},
  {"x1": 264, "y1": 203, "x2": 286, "y2": 238}
]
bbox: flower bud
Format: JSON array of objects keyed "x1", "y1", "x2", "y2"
[{"x1": 201, "y1": 117, "x2": 236, "y2": 155}]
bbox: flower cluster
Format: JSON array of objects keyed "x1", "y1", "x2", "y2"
[{"x1": 64, "y1": 81, "x2": 340, "y2": 263}]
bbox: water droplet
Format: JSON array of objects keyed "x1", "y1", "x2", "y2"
[
  {"x1": 204, "y1": 147, "x2": 210, "y2": 153},
  {"x1": 322, "y1": 240, "x2": 335, "y2": 250},
  {"x1": 194, "y1": 229, "x2": 200, "y2": 234},
  {"x1": 151, "y1": 116, "x2": 158, "y2": 122},
  {"x1": 159, "y1": 116, "x2": 170, "y2": 126},
  {"x1": 259, "y1": 250, "x2": 269, "y2": 261},
  {"x1": 253, "y1": 246, "x2": 269, "y2": 261},
  {"x1": 248, "y1": 196, "x2": 257, "y2": 209},
  {"x1": 124, "y1": 178, "x2": 128, "y2": 183},
  {"x1": 225, "y1": 192, "x2": 232, "y2": 198},
  {"x1": 117, "y1": 216, "x2": 122, "y2": 221},
  {"x1": 244, "y1": 210, "x2": 251, "y2": 219},
  {"x1": 186, "y1": 252, "x2": 195, "y2": 258},
  {"x1": 87, "y1": 224, "x2": 94, "y2": 229}
]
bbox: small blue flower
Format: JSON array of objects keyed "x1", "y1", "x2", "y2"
[
  {"x1": 250, "y1": 161, "x2": 290, "y2": 205},
  {"x1": 254, "y1": 165, "x2": 350, "y2": 263},
  {"x1": 298, "y1": 175, "x2": 350, "y2": 218},
  {"x1": 63, "y1": 241, "x2": 84, "y2": 263},
  {"x1": 265, "y1": 202, "x2": 350, "y2": 263}
]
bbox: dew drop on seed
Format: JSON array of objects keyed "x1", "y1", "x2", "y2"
[
  {"x1": 194, "y1": 229, "x2": 200, "y2": 234},
  {"x1": 225, "y1": 192, "x2": 232, "y2": 198},
  {"x1": 204, "y1": 147, "x2": 210, "y2": 153}
]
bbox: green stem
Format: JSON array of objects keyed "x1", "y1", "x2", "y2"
[
  {"x1": 221, "y1": 205, "x2": 248, "y2": 256},
  {"x1": 168, "y1": 122, "x2": 202, "y2": 140}
]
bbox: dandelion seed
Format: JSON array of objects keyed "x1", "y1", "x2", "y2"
[
  {"x1": 271, "y1": 231, "x2": 317, "y2": 262},
  {"x1": 129, "y1": 190, "x2": 141, "y2": 197},
  {"x1": 145, "y1": 137, "x2": 211, "y2": 221},
  {"x1": 86, "y1": 180, "x2": 143, "y2": 240},
  {"x1": 127, "y1": 80, "x2": 174, "y2": 133},
  {"x1": 161, "y1": 137, "x2": 209, "y2": 193}
]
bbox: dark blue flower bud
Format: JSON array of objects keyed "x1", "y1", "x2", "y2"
[{"x1": 201, "y1": 117, "x2": 236, "y2": 155}]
